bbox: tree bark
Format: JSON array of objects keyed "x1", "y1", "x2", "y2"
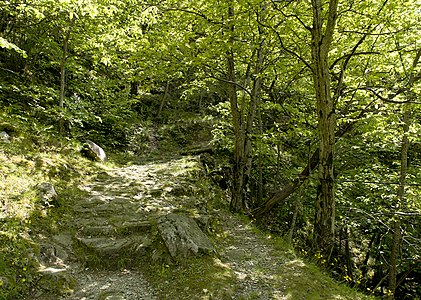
[
  {"x1": 228, "y1": 2, "x2": 267, "y2": 212},
  {"x1": 311, "y1": 0, "x2": 338, "y2": 258},
  {"x1": 59, "y1": 22, "x2": 73, "y2": 135},
  {"x1": 387, "y1": 107, "x2": 410, "y2": 299}
]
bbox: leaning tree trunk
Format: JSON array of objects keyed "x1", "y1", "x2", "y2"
[{"x1": 311, "y1": 0, "x2": 338, "y2": 258}]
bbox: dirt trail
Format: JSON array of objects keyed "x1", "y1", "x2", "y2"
[
  {"x1": 35, "y1": 156, "x2": 368, "y2": 300},
  {"x1": 48, "y1": 156, "x2": 202, "y2": 300}
]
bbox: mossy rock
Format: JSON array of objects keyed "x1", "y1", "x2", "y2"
[
  {"x1": 157, "y1": 213, "x2": 216, "y2": 261},
  {"x1": 37, "y1": 268, "x2": 76, "y2": 296}
]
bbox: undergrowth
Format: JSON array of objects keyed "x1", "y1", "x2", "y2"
[{"x1": 0, "y1": 114, "x2": 101, "y2": 299}]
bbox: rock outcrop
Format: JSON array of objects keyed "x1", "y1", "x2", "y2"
[
  {"x1": 47, "y1": 157, "x2": 209, "y2": 299},
  {"x1": 157, "y1": 213, "x2": 215, "y2": 260}
]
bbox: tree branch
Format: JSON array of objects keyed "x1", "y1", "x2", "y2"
[{"x1": 207, "y1": 74, "x2": 253, "y2": 98}]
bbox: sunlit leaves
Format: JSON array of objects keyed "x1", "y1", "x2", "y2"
[{"x1": 0, "y1": 37, "x2": 27, "y2": 58}]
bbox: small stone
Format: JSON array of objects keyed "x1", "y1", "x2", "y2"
[
  {"x1": 0, "y1": 131, "x2": 10, "y2": 143},
  {"x1": 37, "y1": 267, "x2": 76, "y2": 295},
  {"x1": 37, "y1": 182, "x2": 59, "y2": 206}
]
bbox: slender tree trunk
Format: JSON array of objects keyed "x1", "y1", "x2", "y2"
[
  {"x1": 386, "y1": 48, "x2": 420, "y2": 299},
  {"x1": 311, "y1": 0, "x2": 338, "y2": 258},
  {"x1": 344, "y1": 226, "x2": 354, "y2": 281},
  {"x1": 288, "y1": 188, "x2": 301, "y2": 243},
  {"x1": 387, "y1": 107, "x2": 410, "y2": 299},
  {"x1": 361, "y1": 232, "x2": 377, "y2": 279},
  {"x1": 257, "y1": 103, "x2": 264, "y2": 205},
  {"x1": 157, "y1": 80, "x2": 171, "y2": 120},
  {"x1": 59, "y1": 31, "x2": 70, "y2": 109},
  {"x1": 225, "y1": 0, "x2": 243, "y2": 212},
  {"x1": 59, "y1": 23, "x2": 73, "y2": 135}
]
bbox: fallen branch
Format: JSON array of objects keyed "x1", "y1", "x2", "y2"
[{"x1": 251, "y1": 149, "x2": 319, "y2": 219}]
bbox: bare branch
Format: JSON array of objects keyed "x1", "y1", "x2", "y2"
[
  {"x1": 279, "y1": 12, "x2": 312, "y2": 31},
  {"x1": 330, "y1": 52, "x2": 380, "y2": 70},
  {"x1": 207, "y1": 74, "x2": 253, "y2": 98}
]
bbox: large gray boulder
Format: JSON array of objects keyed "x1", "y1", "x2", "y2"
[
  {"x1": 157, "y1": 214, "x2": 215, "y2": 260},
  {"x1": 83, "y1": 140, "x2": 107, "y2": 162}
]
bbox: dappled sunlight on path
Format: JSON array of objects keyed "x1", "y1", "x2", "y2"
[
  {"x1": 41, "y1": 154, "x2": 372, "y2": 300},
  {"x1": 59, "y1": 156, "x2": 204, "y2": 299}
]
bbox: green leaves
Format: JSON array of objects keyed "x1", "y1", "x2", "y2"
[{"x1": 0, "y1": 37, "x2": 27, "y2": 58}]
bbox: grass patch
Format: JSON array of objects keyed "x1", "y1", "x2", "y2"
[
  {"x1": 0, "y1": 121, "x2": 103, "y2": 298},
  {"x1": 275, "y1": 257, "x2": 377, "y2": 300},
  {"x1": 143, "y1": 256, "x2": 237, "y2": 299}
]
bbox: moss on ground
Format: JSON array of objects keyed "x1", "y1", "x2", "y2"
[
  {"x1": 143, "y1": 256, "x2": 238, "y2": 299},
  {"x1": 0, "y1": 118, "x2": 102, "y2": 299},
  {"x1": 142, "y1": 209, "x2": 377, "y2": 300}
]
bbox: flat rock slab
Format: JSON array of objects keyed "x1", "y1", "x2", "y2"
[
  {"x1": 157, "y1": 213, "x2": 215, "y2": 260},
  {"x1": 76, "y1": 234, "x2": 152, "y2": 258},
  {"x1": 76, "y1": 237, "x2": 131, "y2": 257},
  {"x1": 79, "y1": 225, "x2": 116, "y2": 237},
  {"x1": 117, "y1": 220, "x2": 152, "y2": 235}
]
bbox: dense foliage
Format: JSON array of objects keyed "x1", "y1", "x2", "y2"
[{"x1": 1, "y1": 0, "x2": 420, "y2": 299}]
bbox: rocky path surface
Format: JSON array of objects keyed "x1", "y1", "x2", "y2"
[
  {"x1": 38, "y1": 156, "x2": 295, "y2": 300},
  {"x1": 35, "y1": 156, "x2": 367, "y2": 300},
  {"x1": 38, "y1": 156, "x2": 206, "y2": 300}
]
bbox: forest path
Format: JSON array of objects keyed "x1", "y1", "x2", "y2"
[
  {"x1": 58, "y1": 154, "x2": 292, "y2": 300},
  {"x1": 57, "y1": 156, "x2": 203, "y2": 300},
  {"x1": 39, "y1": 155, "x2": 369, "y2": 300}
]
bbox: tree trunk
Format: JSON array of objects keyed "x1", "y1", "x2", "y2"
[
  {"x1": 157, "y1": 80, "x2": 171, "y2": 121},
  {"x1": 228, "y1": 2, "x2": 267, "y2": 212},
  {"x1": 256, "y1": 103, "x2": 264, "y2": 205},
  {"x1": 59, "y1": 23, "x2": 73, "y2": 135},
  {"x1": 311, "y1": 0, "x2": 338, "y2": 258},
  {"x1": 225, "y1": 1, "x2": 242, "y2": 212},
  {"x1": 288, "y1": 188, "x2": 301, "y2": 244},
  {"x1": 344, "y1": 226, "x2": 354, "y2": 281},
  {"x1": 386, "y1": 47, "x2": 419, "y2": 299},
  {"x1": 387, "y1": 107, "x2": 410, "y2": 299},
  {"x1": 252, "y1": 90, "x2": 376, "y2": 219},
  {"x1": 361, "y1": 232, "x2": 377, "y2": 279}
]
